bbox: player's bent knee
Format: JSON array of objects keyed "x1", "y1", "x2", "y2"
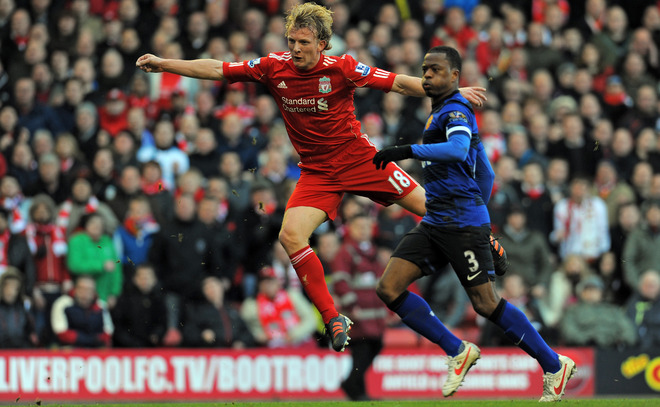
[{"x1": 376, "y1": 278, "x2": 399, "y2": 305}]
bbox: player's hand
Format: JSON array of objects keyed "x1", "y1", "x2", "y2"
[
  {"x1": 373, "y1": 144, "x2": 413, "y2": 170},
  {"x1": 458, "y1": 87, "x2": 487, "y2": 107},
  {"x1": 136, "y1": 54, "x2": 164, "y2": 73}
]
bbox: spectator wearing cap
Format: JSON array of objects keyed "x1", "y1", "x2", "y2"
[
  {"x1": 622, "y1": 199, "x2": 660, "y2": 290},
  {"x1": 625, "y1": 269, "x2": 660, "y2": 349},
  {"x1": 98, "y1": 88, "x2": 129, "y2": 138},
  {"x1": 240, "y1": 266, "x2": 316, "y2": 348},
  {"x1": 560, "y1": 274, "x2": 637, "y2": 348}
]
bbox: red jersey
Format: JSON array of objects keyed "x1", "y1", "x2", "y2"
[{"x1": 222, "y1": 52, "x2": 396, "y2": 160}]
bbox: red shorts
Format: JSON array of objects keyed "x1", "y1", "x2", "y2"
[{"x1": 286, "y1": 135, "x2": 420, "y2": 220}]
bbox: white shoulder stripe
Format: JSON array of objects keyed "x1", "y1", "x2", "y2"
[
  {"x1": 447, "y1": 126, "x2": 471, "y2": 136},
  {"x1": 228, "y1": 62, "x2": 243, "y2": 67}
]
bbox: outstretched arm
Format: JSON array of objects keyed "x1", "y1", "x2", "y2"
[
  {"x1": 136, "y1": 53, "x2": 225, "y2": 81},
  {"x1": 390, "y1": 74, "x2": 487, "y2": 106}
]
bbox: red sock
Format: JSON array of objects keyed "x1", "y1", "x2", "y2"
[{"x1": 290, "y1": 245, "x2": 338, "y2": 324}]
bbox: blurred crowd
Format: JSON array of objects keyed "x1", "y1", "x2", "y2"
[{"x1": 0, "y1": 0, "x2": 658, "y2": 353}]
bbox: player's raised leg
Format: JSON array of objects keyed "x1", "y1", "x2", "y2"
[{"x1": 279, "y1": 205, "x2": 352, "y2": 351}]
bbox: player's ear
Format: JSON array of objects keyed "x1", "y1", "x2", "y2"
[{"x1": 318, "y1": 40, "x2": 327, "y2": 51}]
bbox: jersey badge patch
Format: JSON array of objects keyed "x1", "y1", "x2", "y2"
[
  {"x1": 354, "y1": 62, "x2": 371, "y2": 76},
  {"x1": 425, "y1": 115, "x2": 433, "y2": 130},
  {"x1": 247, "y1": 58, "x2": 261, "y2": 68},
  {"x1": 448, "y1": 111, "x2": 468, "y2": 123},
  {"x1": 319, "y1": 76, "x2": 331, "y2": 94}
]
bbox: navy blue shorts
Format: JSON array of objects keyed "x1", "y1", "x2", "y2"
[{"x1": 391, "y1": 222, "x2": 494, "y2": 287}]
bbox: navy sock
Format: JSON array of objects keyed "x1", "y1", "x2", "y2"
[
  {"x1": 493, "y1": 300, "x2": 561, "y2": 373},
  {"x1": 392, "y1": 291, "x2": 462, "y2": 356}
]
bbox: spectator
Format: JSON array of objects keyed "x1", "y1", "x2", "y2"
[
  {"x1": 136, "y1": 119, "x2": 189, "y2": 190},
  {"x1": 25, "y1": 194, "x2": 71, "y2": 344},
  {"x1": 513, "y1": 161, "x2": 554, "y2": 238},
  {"x1": 488, "y1": 155, "x2": 521, "y2": 234},
  {"x1": 0, "y1": 267, "x2": 38, "y2": 348},
  {"x1": 112, "y1": 130, "x2": 140, "y2": 173},
  {"x1": 149, "y1": 193, "x2": 212, "y2": 329},
  {"x1": 7, "y1": 142, "x2": 39, "y2": 191},
  {"x1": 197, "y1": 195, "x2": 239, "y2": 288},
  {"x1": 618, "y1": 84, "x2": 659, "y2": 137},
  {"x1": 590, "y1": 6, "x2": 630, "y2": 69},
  {"x1": 0, "y1": 174, "x2": 30, "y2": 233},
  {"x1": 550, "y1": 176, "x2": 610, "y2": 262},
  {"x1": 592, "y1": 160, "x2": 636, "y2": 226},
  {"x1": 72, "y1": 101, "x2": 101, "y2": 163},
  {"x1": 54, "y1": 133, "x2": 87, "y2": 185},
  {"x1": 622, "y1": 199, "x2": 660, "y2": 291},
  {"x1": 217, "y1": 111, "x2": 260, "y2": 171},
  {"x1": 541, "y1": 254, "x2": 593, "y2": 329},
  {"x1": 13, "y1": 77, "x2": 65, "y2": 136},
  {"x1": 51, "y1": 275, "x2": 113, "y2": 348},
  {"x1": 0, "y1": 206, "x2": 35, "y2": 296},
  {"x1": 139, "y1": 160, "x2": 174, "y2": 225},
  {"x1": 219, "y1": 151, "x2": 252, "y2": 212},
  {"x1": 89, "y1": 148, "x2": 118, "y2": 202},
  {"x1": 56, "y1": 176, "x2": 119, "y2": 237},
  {"x1": 98, "y1": 88, "x2": 129, "y2": 138},
  {"x1": 331, "y1": 213, "x2": 388, "y2": 401},
  {"x1": 183, "y1": 276, "x2": 254, "y2": 348},
  {"x1": 235, "y1": 182, "x2": 283, "y2": 299},
  {"x1": 560, "y1": 275, "x2": 637, "y2": 348},
  {"x1": 240, "y1": 266, "x2": 316, "y2": 348},
  {"x1": 114, "y1": 195, "x2": 159, "y2": 278},
  {"x1": 188, "y1": 127, "x2": 220, "y2": 179},
  {"x1": 625, "y1": 269, "x2": 660, "y2": 349},
  {"x1": 66, "y1": 213, "x2": 122, "y2": 307},
  {"x1": 496, "y1": 207, "x2": 553, "y2": 296},
  {"x1": 112, "y1": 263, "x2": 168, "y2": 347},
  {"x1": 23, "y1": 152, "x2": 69, "y2": 205}
]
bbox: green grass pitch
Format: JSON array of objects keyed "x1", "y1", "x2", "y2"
[{"x1": 32, "y1": 399, "x2": 660, "y2": 407}]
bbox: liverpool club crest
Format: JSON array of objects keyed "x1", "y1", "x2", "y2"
[{"x1": 319, "y1": 76, "x2": 331, "y2": 93}]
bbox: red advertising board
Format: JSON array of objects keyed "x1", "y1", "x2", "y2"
[{"x1": 0, "y1": 347, "x2": 594, "y2": 402}]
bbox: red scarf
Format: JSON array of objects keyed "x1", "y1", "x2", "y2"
[
  {"x1": 256, "y1": 290, "x2": 300, "y2": 343},
  {"x1": 56, "y1": 197, "x2": 99, "y2": 230},
  {"x1": 0, "y1": 229, "x2": 10, "y2": 268},
  {"x1": 24, "y1": 223, "x2": 67, "y2": 257},
  {"x1": 0, "y1": 196, "x2": 26, "y2": 233},
  {"x1": 123, "y1": 215, "x2": 160, "y2": 238},
  {"x1": 142, "y1": 180, "x2": 166, "y2": 195}
]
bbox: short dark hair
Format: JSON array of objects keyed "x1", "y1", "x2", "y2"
[{"x1": 427, "y1": 46, "x2": 462, "y2": 73}]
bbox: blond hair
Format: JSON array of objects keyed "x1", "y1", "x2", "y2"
[{"x1": 284, "y1": 2, "x2": 333, "y2": 50}]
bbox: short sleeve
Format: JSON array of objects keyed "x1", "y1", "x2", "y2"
[
  {"x1": 341, "y1": 54, "x2": 396, "y2": 92},
  {"x1": 222, "y1": 56, "x2": 269, "y2": 84}
]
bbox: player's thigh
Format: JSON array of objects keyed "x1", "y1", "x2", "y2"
[
  {"x1": 286, "y1": 168, "x2": 344, "y2": 220},
  {"x1": 392, "y1": 223, "x2": 451, "y2": 273},
  {"x1": 433, "y1": 225, "x2": 494, "y2": 288}
]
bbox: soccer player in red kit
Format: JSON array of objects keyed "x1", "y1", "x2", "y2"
[{"x1": 137, "y1": 2, "x2": 489, "y2": 352}]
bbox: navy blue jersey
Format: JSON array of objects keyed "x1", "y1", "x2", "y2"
[{"x1": 411, "y1": 91, "x2": 491, "y2": 228}]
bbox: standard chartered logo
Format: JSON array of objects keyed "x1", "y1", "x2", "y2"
[{"x1": 280, "y1": 96, "x2": 329, "y2": 113}]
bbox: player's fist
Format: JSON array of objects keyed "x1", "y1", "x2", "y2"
[
  {"x1": 136, "y1": 54, "x2": 164, "y2": 73},
  {"x1": 373, "y1": 144, "x2": 414, "y2": 170}
]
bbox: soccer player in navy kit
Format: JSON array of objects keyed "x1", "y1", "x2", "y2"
[
  {"x1": 136, "y1": 3, "x2": 499, "y2": 354},
  {"x1": 373, "y1": 46, "x2": 576, "y2": 402}
]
